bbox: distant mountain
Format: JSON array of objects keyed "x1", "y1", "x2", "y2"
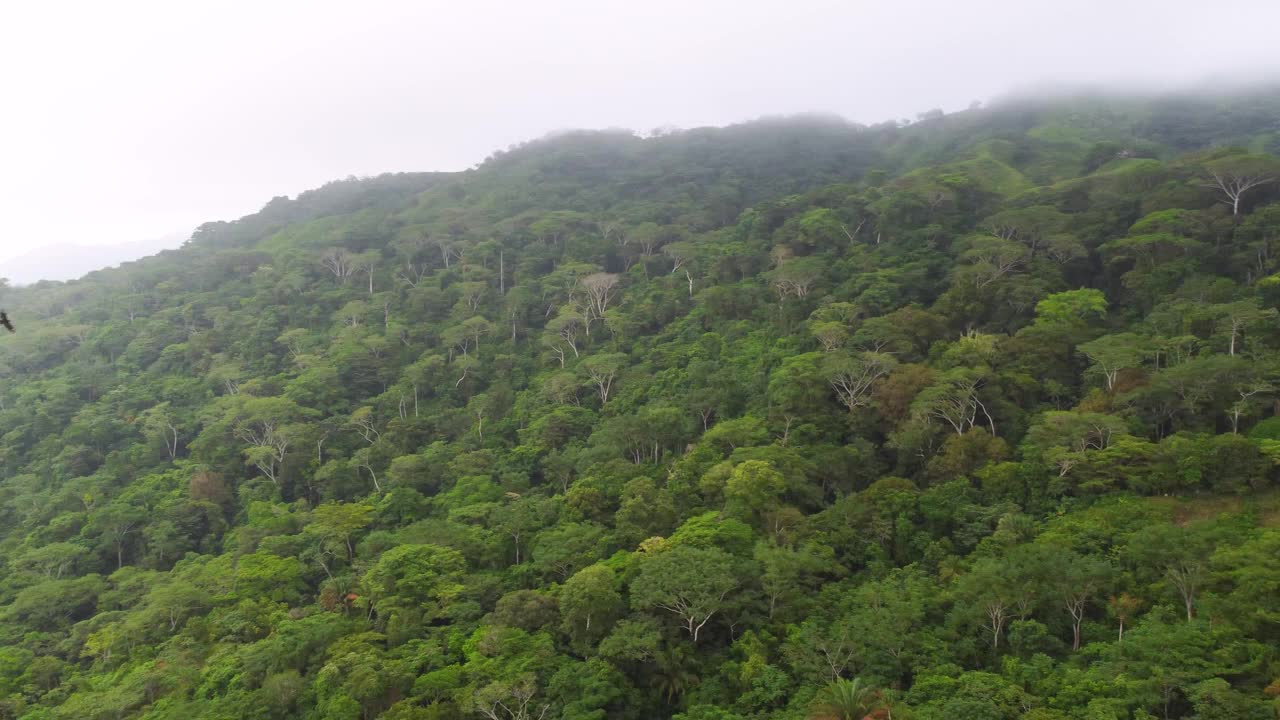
[{"x1": 4, "y1": 232, "x2": 189, "y2": 285}]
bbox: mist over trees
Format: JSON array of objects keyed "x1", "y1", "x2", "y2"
[{"x1": 0, "y1": 89, "x2": 1279, "y2": 719}]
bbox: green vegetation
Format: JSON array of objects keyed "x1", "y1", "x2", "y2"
[{"x1": 2, "y1": 88, "x2": 1280, "y2": 719}]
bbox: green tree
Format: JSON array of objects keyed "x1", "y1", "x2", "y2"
[
  {"x1": 1078, "y1": 333, "x2": 1148, "y2": 392},
  {"x1": 581, "y1": 352, "x2": 627, "y2": 405},
  {"x1": 811, "y1": 677, "x2": 881, "y2": 720},
  {"x1": 1033, "y1": 288, "x2": 1107, "y2": 326},
  {"x1": 724, "y1": 460, "x2": 787, "y2": 525},
  {"x1": 559, "y1": 564, "x2": 621, "y2": 650},
  {"x1": 309, "y1": 501, "x2": 375, "y2": 563},
  {"x1": 365, "y1": 544, "x2": 466, "y2": 625},
  {"x1": 755, "y1": 542, "x2": 834, "y2": 620},
  {"x1": 631, "y1": 546, "x2": 739, "y2": 642}
]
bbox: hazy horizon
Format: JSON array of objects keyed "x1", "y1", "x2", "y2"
[{"x1": 2, "y1": 0, "x2": 1278, "y2": 275}]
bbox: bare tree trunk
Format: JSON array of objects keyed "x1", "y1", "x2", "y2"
[{"x1": 166, "y1": 423, "x2": 179, "y2": 460}]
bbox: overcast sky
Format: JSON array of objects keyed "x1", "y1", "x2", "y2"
[{"x1": 1, "y1": 0, "x2": 1278, "y2": 271}]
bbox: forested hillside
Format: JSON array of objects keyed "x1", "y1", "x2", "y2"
[{"x1": 3, "y1": 88, "x2": 1280, "y2": 720}]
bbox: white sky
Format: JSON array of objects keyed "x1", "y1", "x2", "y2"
[{"x1": 0, "y1": 0, "x2": 1278, "y2": 266}]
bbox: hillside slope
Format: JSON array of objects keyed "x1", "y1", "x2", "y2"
[{"x1": 1, "y1": 89, "x2": 1280, "y2": 720}]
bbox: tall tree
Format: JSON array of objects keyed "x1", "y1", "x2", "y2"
[
  {"x1": 631, "y1": 546, "x2": 739, "y2": 643},
  {"x1": 1202, "y1": 154, "x2": 1279, "y2": 216}
]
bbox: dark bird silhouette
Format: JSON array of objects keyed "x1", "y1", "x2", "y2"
[{"x1": 0, "y1": 312, "x2": 14, "y2": 333}]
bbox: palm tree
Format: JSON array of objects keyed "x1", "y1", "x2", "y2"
[
  {"x1": 649, "y1": 648, "x2": 700, "y2": 703},
  {"x1": 810, "y1": 677, "x2": 881, "y2": 720}
]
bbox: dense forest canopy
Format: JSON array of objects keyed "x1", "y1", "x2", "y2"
[{"x1": 1, "y1": 87, "x2": 1280, "y2": 720}]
